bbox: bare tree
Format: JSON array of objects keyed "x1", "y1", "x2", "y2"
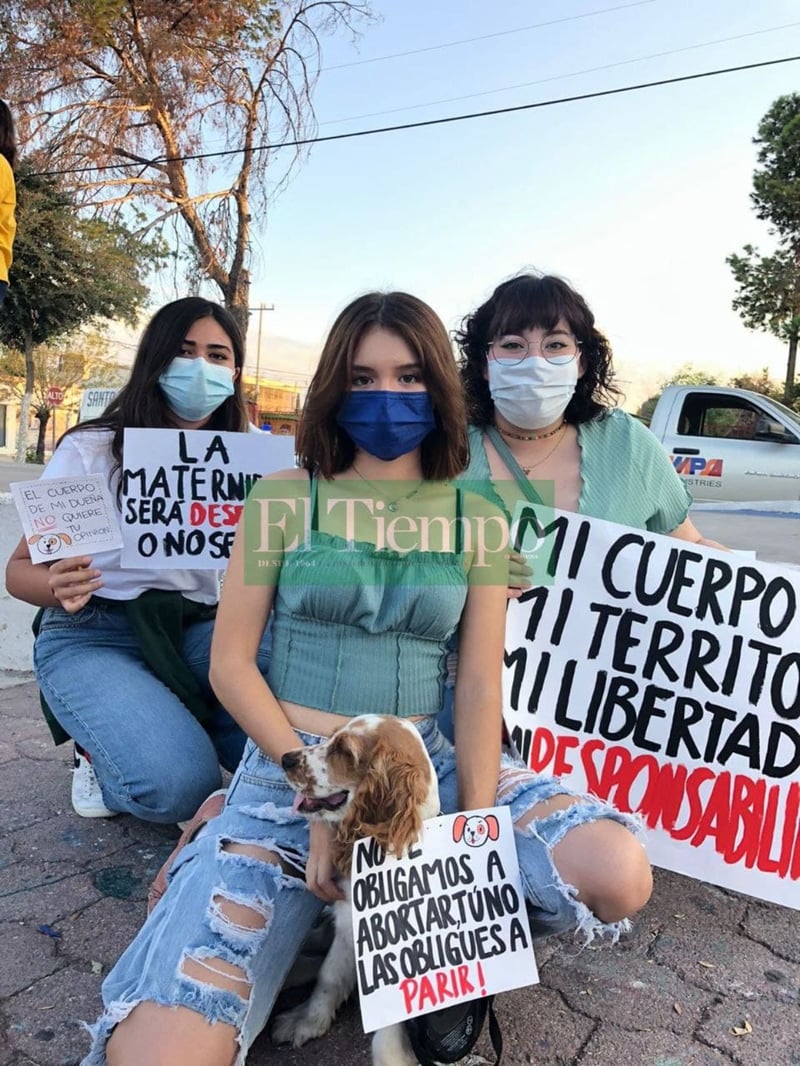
[{"x1": 0, "y1": 0, "x2": 370, "y2": 336}]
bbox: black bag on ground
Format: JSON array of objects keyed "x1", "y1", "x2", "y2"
[{"x1": 404, "y1": 995, "x2": 503, "y2": 1064}]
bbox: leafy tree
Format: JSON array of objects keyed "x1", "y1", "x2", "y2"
[
  {"x1": 727, "y1": 94, "x2": 800, "y2": 404},
  {"x1": 728, "y1": 367, "x2": 785, "y2": 403},
  {"x1": 0, "y1": 331, "x2": 126, "y2": 461},
  {"x1": 0, "y1": 162, "x2": 159, "y2": 459},
  {"x1": 726, "y1": 245, "x2": 799, "y2": 406},
  {"x1": 0, "y1": 0, "x2": 369, "y2": 336}
]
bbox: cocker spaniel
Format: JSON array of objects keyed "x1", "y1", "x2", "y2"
[{"x1": 272, "y1": 714, "x2": 440, "y2": 1065}]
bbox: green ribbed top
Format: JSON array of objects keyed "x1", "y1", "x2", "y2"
[{"x1": 461, "y1": 409, "x2": 692, "y2": 532}]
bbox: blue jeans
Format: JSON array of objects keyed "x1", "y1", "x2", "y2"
[
  {"x1": 82, "y1": 718, "x2": 639, "y2": 1065},
  {"x1": 33, "y1": 601, "x2": 271, "y2": 824}
]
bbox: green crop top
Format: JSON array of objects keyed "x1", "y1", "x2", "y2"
[{"x1": 267, "y1": 477, "x2": 469, "y2": 717}]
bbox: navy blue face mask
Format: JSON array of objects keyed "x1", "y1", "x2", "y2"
[{"x1": 336, "y1": 391, "x2": 437, "y2": 461}]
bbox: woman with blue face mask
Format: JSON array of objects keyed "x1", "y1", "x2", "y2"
[{"x1": 5, "y1": 297, "x2": 270, "y2": 825}]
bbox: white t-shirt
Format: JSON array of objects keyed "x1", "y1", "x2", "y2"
[{"x1": 41, "y1": 429, "x2": 219, "y2": 605}]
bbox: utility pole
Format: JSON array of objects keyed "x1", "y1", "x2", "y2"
[{"x1": 249, "y1": 302, "x2": 275, "y2": 414}]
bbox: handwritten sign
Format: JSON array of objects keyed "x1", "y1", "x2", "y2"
[
  {"x1": 79, "y1": 388, "x2": 119, "y2": 422},
  {"x1": 121, "y1": 428, "x2": 296, "y2": 569},
  {"x1": 506, "y1": 502, "x2": 800, "y2": 910},
  {"x1": 10, "y1": 475, "x2": 122, "y2": 562},
  {"x1": 351, "y1": 807, "x2": 538, "y2": 1033}
]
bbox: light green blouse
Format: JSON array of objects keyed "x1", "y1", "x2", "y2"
[{"x1": 460, "y1": 409, "x2": 692, "y2": 533}]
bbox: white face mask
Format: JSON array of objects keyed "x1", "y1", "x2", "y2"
[{"x1": 487, "y1": 357, "x2": 578, "y2": 430}]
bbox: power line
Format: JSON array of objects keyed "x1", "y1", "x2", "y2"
[
  {"x1": 321, "y1": 0, "x2": 657, "y2": 71},
  {"x1": 36, "y1": 55, "x2": 800, "y2": 180},
  {"x1": 319, "y1": 21, "x2": 800, "y2": 127}
]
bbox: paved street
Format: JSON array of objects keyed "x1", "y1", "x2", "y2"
[
  {"x1": 1, "y1": 679, "x2": 800, "y2": 1065},
  {"x1": 1, "y1": 454, "x2": 800, "y2": 1064}
]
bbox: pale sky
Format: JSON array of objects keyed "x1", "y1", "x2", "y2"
[{"x1": 154, "y1": 0, "x2": 800, "y2": 413}]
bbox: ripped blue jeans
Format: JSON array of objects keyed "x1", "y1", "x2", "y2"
[{"x1": 83, "y1": 717, "x2": 640, "y2": 1065}]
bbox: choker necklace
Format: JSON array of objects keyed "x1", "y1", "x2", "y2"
[
  {"x1": 496, "y1": 420, "x2": 566, "y2": 441},
  {"x1": 519, "y1": 423, "x2": 568, "y2": 476},
  {"x1": 351, "y1": 465, "x2": 425, "y2": 513}
]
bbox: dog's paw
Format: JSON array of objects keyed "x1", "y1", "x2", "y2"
[{"x1": 272, "y1": 1002, "x2": 335, "y2": 1047}]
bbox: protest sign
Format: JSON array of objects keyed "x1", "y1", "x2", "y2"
[
  {"x1": 506, "y1": 502, "x2": 800, "y2": 909},
  {"x1": 10, "y1": 475, "x2": 122, "y2": 562},
  {"x1": 121, "y1": 428, "x2": 295, "y2": 568},
  {"x1": 79, "y1": 388, "x2": 119, "y2": 422},
  {"x1": 351, "y1": 807, "x2": 538, "y2": 1033}
]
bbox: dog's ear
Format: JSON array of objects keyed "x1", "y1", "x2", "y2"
[
  {"x1": 486, "y1": 815, "x2": 500, "y2": 841},
  {"x1": 343, "y1": 726, "x2": 431, "y2": 858},
  {"x1": 453, "y1": 814, "x2": 467, "y2": 843}
]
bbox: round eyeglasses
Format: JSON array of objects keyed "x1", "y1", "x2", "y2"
[{"x1": 488, "y1": 333, "x2": 581, "y2": 367}]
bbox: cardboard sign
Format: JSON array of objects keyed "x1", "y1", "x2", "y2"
[
  {"x1": 351, "y1": 807, "x2": 538, "y2": 1033},
  {"x1": 79, "y1": 388, "x2": 119, "y2": 422},
  {"x1": 506, "y1": 502, "x2": 800, "y2": 910},
  {"x1": 11, "y1": 475, "x2": 122, "y2": 562},
  {"x1": 121, "y1": 428, "x2": 296, "y2": 569}
]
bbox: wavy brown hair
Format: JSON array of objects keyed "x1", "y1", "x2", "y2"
[
  {"x1": 457, "y1": 272, "x2": 622, "y2": 426},
  {"x1": 296, "y1": 291, "x2": 468, "y2": 479}
]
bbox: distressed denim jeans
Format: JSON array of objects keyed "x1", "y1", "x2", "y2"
[{"x1": 82, "y1": 718, "x2": 640, "y2": 1065}]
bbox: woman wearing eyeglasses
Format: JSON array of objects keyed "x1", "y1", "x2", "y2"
[
  {"x1": 458, "y1": 272, "x2": 721, "y2": 563},
  {"x1": 435, "y1": 272, "x2": 725, "y2": 946}
]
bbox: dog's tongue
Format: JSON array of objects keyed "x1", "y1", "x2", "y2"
[{"x1": 292, "y1": 791, "x2": 349, "y2": 813}]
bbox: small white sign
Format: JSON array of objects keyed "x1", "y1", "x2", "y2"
[
  {"x1": 351, "y1": 806, "x2": 538, "y2": 1033},
  {"x1": 79, "y1": 388, "x2": 119, "y2": 422},
  {"x1": 121, "y1": 428, "x2": 296, "y2": 569},
  {"x1": 11, "y1": 475, "x2": 123, "y2": 562}
]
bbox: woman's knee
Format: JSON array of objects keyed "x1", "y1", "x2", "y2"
[
  {"x1": 105, "y1": 755, "x2": 221, "y2": 824},
  {"x1": 553, "y1": 816, "x2": 653, "y2": 923},
  {"x1": 107, "y1": 1002, "x2": 237, "y2": 1066}
]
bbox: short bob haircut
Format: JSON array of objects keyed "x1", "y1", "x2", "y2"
[
  {"x1": 457, "y1": 272, "x2": 622, "y2": 427},
  {"x1": 62, "y1": 297, "x2": 249, "y2": 488},
  {"x1": 297, "y1": 291, "x2": 468, "y2": 480}
]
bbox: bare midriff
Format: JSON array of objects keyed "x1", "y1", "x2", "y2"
[{"x1": 281, "y1": 699, "x2": 430, "y2": 738}]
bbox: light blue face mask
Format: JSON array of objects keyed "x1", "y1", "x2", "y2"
[{"x1": 158, "y1": 357, "x2": 235, "y2": 422}]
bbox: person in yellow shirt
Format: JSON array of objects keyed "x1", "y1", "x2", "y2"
[{"x1": 0, "y1": 100, "x2": 17, "y2": 307}]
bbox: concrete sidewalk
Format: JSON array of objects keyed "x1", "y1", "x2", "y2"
[{"x1": 1, "y1": 681, "x2": 799, "y2": 1065}]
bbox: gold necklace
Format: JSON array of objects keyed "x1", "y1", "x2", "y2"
[
  {"x1": 351, "y1": 465, "x2": 425, "y2": 513},
  {"x1": 496, "y1": 420, "x2": 566, "y2": 442},
  {"x1": 518, "y1": 424, "x2": 568, "y2": 475}
]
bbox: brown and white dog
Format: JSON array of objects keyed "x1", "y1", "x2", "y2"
[{"x1": 272, "y1": 714, "x2": 440, "y2": 1065}]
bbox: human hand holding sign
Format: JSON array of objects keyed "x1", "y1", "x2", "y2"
[
  {"x1": 47, "y1": 555, "x2": 104, "y2": 613},
  {"x1": 507, "y1": 549, "x2": 533, "y2": 600}
]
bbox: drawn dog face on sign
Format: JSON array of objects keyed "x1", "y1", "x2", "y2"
[
  {"x1": 452, "y1": 813, "x2": 500, "y2": 848},
  {"x1": 28, "y1": 531, "x2": 72, "y2": 557}
]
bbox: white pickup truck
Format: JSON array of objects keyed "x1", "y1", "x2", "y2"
[{"x1": 647, "y1": 384, "x2": 800, "y2": 502}]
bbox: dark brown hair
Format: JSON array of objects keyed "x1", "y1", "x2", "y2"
[
  {"x1": 296, "y1": 292, "x2": 468, "y2": 479},
  {"x1": 457, "y1": 272, "x2": 622, "y2": 426},
  {"x1": 0, "y1": 101, "x2": 16, "y2": 168}
]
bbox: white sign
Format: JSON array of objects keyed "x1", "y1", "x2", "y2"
[
  {"x1": 79, "y1": 388, "x2": 119, "y2": 422},
  {"x1": 11, "y1": 475, "x2": 123, "y2": 562},
  {"x1": 351, "y1": 807, "x2": 538, "y2": 1033},
  {"x1": 121, "y1": 428, "x2": 296, "y2": 569},
  {"x1": 506, "y1": 502, "x2": 800, "y2": 910}
]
